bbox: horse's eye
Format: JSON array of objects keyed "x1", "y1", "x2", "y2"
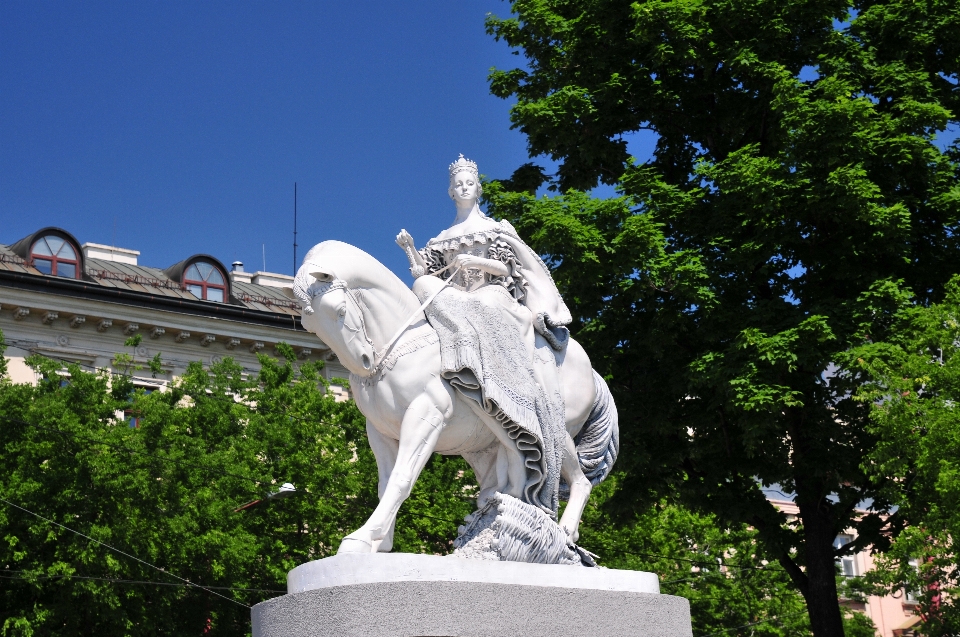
[{"x1": 337, "y1": 307, "x2": 346, "y2": 318}]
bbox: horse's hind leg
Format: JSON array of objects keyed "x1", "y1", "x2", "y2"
[
  {"x1": 338, "y1": 379, "x2": 452, "y2": 554},
  {"x1": 365, "y1": 420, "x2": 399, "y2": 552},
  {"x1": 558, "y1": 431, "x2": 592, "y2": 543},
  {"x1": 462, "y1": 446, "x2": 499, "y2": 508}
]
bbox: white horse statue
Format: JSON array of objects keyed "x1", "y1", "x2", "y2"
[
  {"x1": 293, "y1": 240, "x2": 618, "y2": 558},
  {"x1": 292, "y1": 155, "x2": 617, "y2": 563}
]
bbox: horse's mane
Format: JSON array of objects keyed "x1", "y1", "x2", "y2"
[{"x1": 294, "y1": 241, "x2": 421, "y2": 335}]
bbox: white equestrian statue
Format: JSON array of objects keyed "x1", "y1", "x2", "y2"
[{"x1": 291, "y1": 155, "x2": 618, "y2": 556}]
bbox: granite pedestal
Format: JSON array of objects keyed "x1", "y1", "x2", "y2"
[{"x1": 251, "y1": 554, "x2": 692, "y2": 637}]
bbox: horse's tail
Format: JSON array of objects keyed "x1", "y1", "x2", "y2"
[{"x1": 574, "y1": 370, "x2": 620, "y2": 487}]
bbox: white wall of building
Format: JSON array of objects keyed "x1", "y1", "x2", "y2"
[{"x1": 0, "y1": 286, "x2": 351, "y2": 399}]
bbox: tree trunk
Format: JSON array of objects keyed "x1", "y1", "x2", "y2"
[{"x1": 796, "y1": 496, "x2": 846, "y2": 637}]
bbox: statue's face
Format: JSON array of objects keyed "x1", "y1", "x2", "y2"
[{"x1": 450, "y1": 170, "x2": 479, "y2": 204}]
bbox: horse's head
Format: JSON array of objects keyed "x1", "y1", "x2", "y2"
[
  {"x1": 293, "y1": 241, "x2": 420, "y2": 378},
  {"x1": 302, "y1": 277, "x2": 377, "y2": 376}
]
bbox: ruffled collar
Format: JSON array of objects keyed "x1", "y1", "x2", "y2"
[{"x1": 426, "y1": 219, "x2": 519, "y2": 252}]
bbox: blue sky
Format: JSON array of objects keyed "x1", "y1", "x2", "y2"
[
  {"x1": 9, "y1": 4, "x2": 949, "y2": 285},
  {"x1": 0, "y1": 1, "x2": 570, "y2": 280}
]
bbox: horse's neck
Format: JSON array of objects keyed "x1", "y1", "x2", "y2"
[{"x1": 355, "y1": 285, "x2": 422, "y2": 352}]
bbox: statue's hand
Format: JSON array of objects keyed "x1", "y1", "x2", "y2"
[
  {"x1": 397, "y1": 229, "x2": 426, "y2": 278},
  {"x1": 452, "y1": 253, "x2": 482, "y2": 270},
  {"x1": 452, "y1": 253, "x2": 509, "y2": 278},
  {"x1": 396, "y1": 229, "x2": 416, "y2": 251}
]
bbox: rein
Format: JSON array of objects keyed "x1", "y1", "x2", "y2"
[
  {"x1": 372, "y1": 265, "x2": 461, "y2": 372},
  {"x1": 306, "y1": 266, "x2": 461, "y2": 378}
]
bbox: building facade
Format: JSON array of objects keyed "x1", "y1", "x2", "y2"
[
  {"x1": 0, "y1": 226, "x2": 348, "y2": 397},
  {"x1": 764, "y1": 492, "x2": 922, "y2": 637}
]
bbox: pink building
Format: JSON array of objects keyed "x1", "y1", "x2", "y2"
[{"x1": 766, "y1": 494, "x2": 922, "y2": 637}]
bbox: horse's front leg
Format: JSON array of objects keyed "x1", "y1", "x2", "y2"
[
  {"x1": 364, "y1": 419, "x2": 399, "y2": 552},
  {"x1": 338, "y1": 378, "x2": 452, "y2": 554}
]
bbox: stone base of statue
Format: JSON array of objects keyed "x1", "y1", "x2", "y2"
[{"x1": 251, "y1": 553, "x2": 693, "y2": 637}]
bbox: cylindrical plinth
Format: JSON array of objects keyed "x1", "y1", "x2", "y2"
[{"x1": 251, "y1": 554, "x2": 692, "y2": 637}]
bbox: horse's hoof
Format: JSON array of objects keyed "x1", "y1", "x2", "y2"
[
  {"x1": 373, "y1": 539, "x2": 393, "y2": 553},
  {"x1": 337, "y1": 537, "x2": 374, "y2": 554}
]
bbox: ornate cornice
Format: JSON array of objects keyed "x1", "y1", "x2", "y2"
[{"x1": 0, "y1": 268, "x2": 303, "y2": 331}]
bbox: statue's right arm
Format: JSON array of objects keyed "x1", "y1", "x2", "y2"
[{"x1": 396, "y1": 229, "x2": 427, "y2": 278}]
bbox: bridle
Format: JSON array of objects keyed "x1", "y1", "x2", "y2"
[
  {"x1": 307, "y1": 279, "x2": 376, "y2": 367},
  {"x1": 304, "y1": 266, "x2": 461, "y2": 377}
]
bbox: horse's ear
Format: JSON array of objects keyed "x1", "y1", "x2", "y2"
[
  {"x1": 280, "y1": 287, "x2": 297, "y2": 300},
  {"x1": 310, "y1": 271, "x2": 334, "y2": 282}
]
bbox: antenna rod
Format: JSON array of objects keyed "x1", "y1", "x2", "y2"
[{"x1": 293, "y1": 182, "x2": 298, "y2": 275}]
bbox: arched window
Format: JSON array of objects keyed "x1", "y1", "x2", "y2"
[
  {"x1": 184, "y1": 261, "x2": 226, "y2": 302},
  {"x1": 31, "y1": 235, "x2": 79, "y2": 278}
]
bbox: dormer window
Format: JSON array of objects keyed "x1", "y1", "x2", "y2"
[
  {"x1": 184, "y1": 261, "x2": 226, "y2": 302},
  {"x1": 31, "y1": 235, "x2": 79, "y2": 278}
]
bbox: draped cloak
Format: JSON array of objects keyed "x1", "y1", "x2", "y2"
[{"x1": 421, "y1": 219, "x2": 570, "y2": 516}]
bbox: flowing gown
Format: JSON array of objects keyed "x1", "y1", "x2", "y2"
[{"x1": 418, "y1": 218, "x2": 572, "y2": 516}]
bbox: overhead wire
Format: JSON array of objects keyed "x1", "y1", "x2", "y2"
[
  {"x1": 0, "y1": 571, "x2": 284, "y2": 593},
  {"x1": 4, "y1": 408, "x2": 803, "y2": 571},
  {"x1": 3, "y1": 343, "x2": 804, "y2": 597},
  {"x1": 2, "y1": 390, "x2": 795, "y2": 579},
  {"x1": 0, "y1": 497, "x2": 251, "y2": 608},
  {"x1": 2, "y1": 499, "x2": 809, "y2": 633}
]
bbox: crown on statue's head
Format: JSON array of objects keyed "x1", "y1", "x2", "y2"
[{"x1": 449, "y1": 154, "x2": 479, "y2": 180}]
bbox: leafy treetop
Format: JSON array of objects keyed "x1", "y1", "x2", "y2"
[{"x1": 483, "y1": 1, "x2": 960, "y2": 636}]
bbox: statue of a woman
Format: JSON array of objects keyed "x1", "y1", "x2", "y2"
[{"x1": 396, "y1": 155, "x2": 572, "y2": 516}]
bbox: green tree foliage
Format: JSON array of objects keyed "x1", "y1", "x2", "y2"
[
  {"x1": 580, "y1": 477, "x2": 812, "y2": 637},
  {"x1": 846, "y1": 277, "x2": 960, "y2": 635},
  {"x1": 483, "y1": 1, "x2": 960, "y2": 636},
  {"x1": 582, "y1": 477, "x2": 875, "y2": 637},
  {"x1": 0, "y1": 329, "x2": 474, "y2": 636}
]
